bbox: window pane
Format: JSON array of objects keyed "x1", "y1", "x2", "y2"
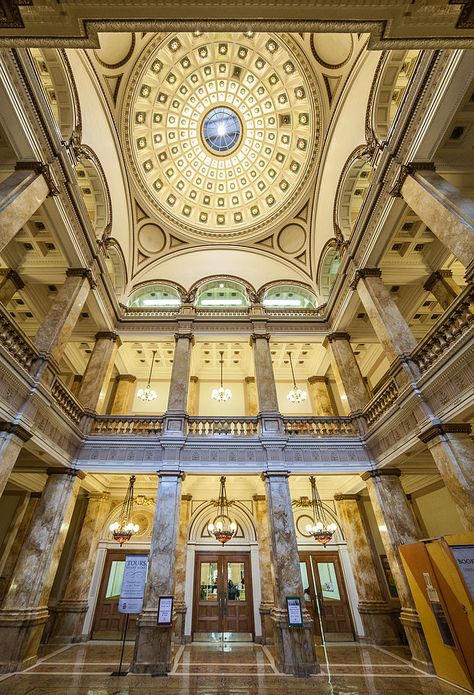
[
  {"x1": 105, "y1": 560, "x2": 125, "y2": 598},
  {"x1": 317, "y1": 562, "x2": 341, "y2": 601},
  {"x1": 227, "y1": 562, "x2": 245, "y2": 601},
  {"x1": 200, "y1": 562, "x2": 218, "y2": 601}
]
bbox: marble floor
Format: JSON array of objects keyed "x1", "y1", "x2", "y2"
[{"x1": 0, "y1": 640, "x2": 470, "y2": 694}]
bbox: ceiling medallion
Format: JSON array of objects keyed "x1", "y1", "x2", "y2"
[{"x1": 124, "y1": 32, "x2": 322, "y2": 242}]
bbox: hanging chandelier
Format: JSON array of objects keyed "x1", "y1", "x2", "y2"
[
  {"x1": 208, "y1": 476, "x2": 237, "y2": 544},
  {"x1": 109, "y1": 475, "x2": 140, "y2": 546},
  {"x1": 305, "y1": 476, "x2": 337, "y2": 547},
  {"x1": 137, "y1": 349, "x2": 157, "y2": 401},
  {"x1": 211, "y1": 350, "x2": 232, "y2": 402},
  {"x1": 286, "y1": 351, "x2": 307, "y2": 404}
]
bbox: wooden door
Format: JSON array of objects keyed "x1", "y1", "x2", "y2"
[
  {"x1": 193, "y1": 552, "x2": 254, "y2": 638},
  {"x1": 91, "y1": 549, "x2": 146, "y2": 639},
  {"x1": 300, "y1": 551, "x2": 354, "y2": 641}
]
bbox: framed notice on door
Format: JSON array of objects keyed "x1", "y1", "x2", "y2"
[{"x1": 286, "y1": 596, "x2": 304, "y2": 628}]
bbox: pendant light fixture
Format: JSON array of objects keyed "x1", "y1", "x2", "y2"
[
  {"x1": 305, "y1": 476, "x2": 337, "y2": 547},
  {"x1": 208, "y1": 476, "x2": 237, "y2": 544},
  {"x1": 286, "y1": 351, "x2": 307, "y2": 404},
  {"x1": 109, "y1": 475, "x2": 140, "y2": 546},
  {"x1": 211, "y1": 350, "x2": 232, "y2": 402},
  {"x1": 137, "y1": 349, "x2": 157, "y2": 402}
]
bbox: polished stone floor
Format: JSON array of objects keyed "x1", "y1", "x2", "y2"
[{"x1": 0, "y1": 640, "x2": 468, "y2": 694}]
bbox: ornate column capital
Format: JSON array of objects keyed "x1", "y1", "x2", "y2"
[
  {"x1": 361, "y1": 468, "x2": 401, "y2": 482},
  {"x1": 157, "y1": 470, "x2": 186, "y2": 481},
  {"x1": 322, "y1": 332, "x2": 350, "y2": 348},
  {"x1": 174, "y1": 331, "x2": 195, "y2": 346},
  {"x1": 181, "y1": 493, "x2": 192, "y2": 501},
  {"x1": 245, "y1": 376, "x2": 256, "y2": 383},
  {"x1": 418, "y1": 422, "x2": 472, "y2": 444},
  {"x1": 15, "y1": 160, "x2": 60, "y2": 197},
  {"x1": 66, "y1": 267, "x2": 96, "y2": 290},
  {"x1": 253, "y1": 494, "x2": 266, "y2": 502},
  {"x1": 250, "y1": 332, "x2": 271, "y2": 344},
  {"x1": 350, "y1": 267, "x2": 382, "y2": 291},
  {"x1": 308, "y1": 375, "x2": 328, "y2": 385},
  {"x1": 95, "y1": 331, "x2": 122, "y2": 347},
  {"x1": 190, "y1": 375, "x2": 199, "y2": 383},
  {"x1": 46, "y1": 467, "x2": 86, "y2": 480},
  {"x1": 0, "y1": 420, "x2": 32, "y2": 442},
  {"x1": 390, "y1": 161, "x2": 436, "y2": 197},
  {"x1": 423, "y1": 269, "x2": 453, "y2": 292},
  {"x1": 0, "y1": 268, "x2": 24, "y2": 290},
  {"x1": 334, "y1": 493, "x2": 361, "y2": 501},
  {"x1": 261, "y1": 470, "x2": 290, "y2": 480},
  {"x1": 115, "y1": 373, "x2": 136, "y2": 383}
]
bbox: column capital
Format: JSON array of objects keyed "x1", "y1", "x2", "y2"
[
  {"x1": 261, "y1": 470, "x2": 290, "y2": 480},
  {"x1": 423, "y1": 269, "x2": 453, "y2": 292},
  {"x1": 245, "y1": 375, "x2": 256, "y2": 383},
  {"x1": 174, "y1": 331, "x2": 194, "y2": 345},
  {"x1": 15, "y1": 160, "x2": 60, "y2": 196},
  {"x1": 418, "y1": 422, "x2": 472, "y2": 444},
  {"x1": 87, "y1": 491, "x2": 111, "y2": 502},
  {"x1": 190, "y1": 375, "x2": 199, "y2": 383},
  {"x1": 361, "y1": 468, "x2": 401, "y2": 481},
  {"x1": 250, "y1": 332, "x2": 271, "y2": 344},
  {"x1": 0, "y1": 268, "x2": 24, "y2": 290},
  {"x1": 0, "y1": 420, "x2": 32, "y2": 442},
  {"x1": 323, "y1": 331, "x2": 350, "y2": 348},
  {"x1": 181, "y1": 493, "x2": 192, "y2": 501},
  {"x1": 308, "y1": 375, "x2": 328, "y2": 385},
  {"x1": 158, "y1": 470, "x2": 186, "y2": 480},
  {"x1": 115, "y1": 373, "x2": 136, "y2": 383},
  {"x1": 66, "y1": 267, "x2": 96, "y2": 290},
  {"x1": 253, "y1": 494, "x2": 266, "y2": 502},
  {"x1": 334, "y1": 493, "x2": 361, "y2": 501},
  {"x1": 95, "y1": 330, "x2": 122, "y2": 347},
  {"x1": 46, "y1": 467, "x2": 86, "y2": 480},
  {"x1": 350, "y1": 267, "x2": 382, "y2": 291},
  {"x1": 390, "y1": 161, "x2": 436, "y2": 197}
]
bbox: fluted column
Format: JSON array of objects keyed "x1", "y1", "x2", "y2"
[
  {"x1": 334, "y1": 494, "x2": 399, "y2": 645},
  {"x1": 131, "y1": 471, "x2": 183, "y2": 675},
  {"x1": 307, "y1": 376, "x2": 334, "y2": 416},
  {"x1": 49, "y1": 492, "x2": 111, "y2": 643},
  {"x1": 253, "y1": 494, "x2": 275, "y2": 645},
  {"x1": 173, "y1": 493, "x2": 192, "y2": 644},
  {"x1": 361, "y1": 469, "x2": 432, "y2": 671},
  {"x1": 0, "y1": 269, "x2": 24, "y2": 305},
  {"x1": 0, "y1": 468, "x2": 85, "y2": 672},
  {"x1": 323, "y1": 333, "x2": 369, "y2": 415},
  {"x1": 419, "y1": 424, "x2": 474, "y2": 531},
  {"x1": 34, "y1": 269, "x2": 94, "y2": 364},
  {"x1": 263, "y1": 472, "x2": 318, "y2": 676},
  {"x1": 0, "y1": 493, "x2": 40, "y2": 603},
  {"x1": 110, "y1": 374, "x2": 136, "y2": 414},
  {"x1": 187, "y1": 376, "x2": 199, "y2": 416},
  {"x1": 77, "y1": 332, "x2": 121, "y2": 414},
  {"x1": 244, "y1": 376, "x2": 259, "y2": 416},
  {"x1": 0, "y1": 422, "x2": 31, "y2": 498},
  {"x1": 0, "y1": 166, "x2": 50, "y2": 252},
  {"x1": 424, "y1": 270, "x2": 461, "y2": 310},
  {"x1": 400, "y1": 168, "x2": 474, "y2": 270}
]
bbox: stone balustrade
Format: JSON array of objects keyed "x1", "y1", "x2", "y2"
[
  {"x1": 363, "y1": 378, "x2": 400, "y2": 427},
  {"x1": 51, "y1": 378, "x2": 84, "y2": 425},
  {"x1": 282, "y1": 417, "x2": 358, "y2": 436},
  {"x1": 0, "y1": 302, "x2": 38, "y2": 372},
  {"x1": 187, "y1": 417, "x2": 259, "y2": 436},
  {"x1": 92, "y1": 416, "x2": 164, "y2": 435}
]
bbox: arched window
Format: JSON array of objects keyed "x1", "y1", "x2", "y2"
[
  {"x1": 128, "y1": 284, "x2": 182, "y2": 308},
  {"x1": 319, "y1": 246, "x2": 341, "y2": 301},
  {"x1": 337, "y1": 153, "x2": 373, "y2": 237},
  {"x1": 195, "y1": 280, "x2": 249, "y2": 307},
  {"x1": 30, "y1": 48, "x2": 76, "y2": 139},
  {"x1": 262, "y1": 284, "x2": 318, "y2": 309},
  {"x1": 373, "y1": 50, "x2": 421, "y2": 140},
  {"x1": 76, "y1": 156, "x2": 111, "y2": 239}
]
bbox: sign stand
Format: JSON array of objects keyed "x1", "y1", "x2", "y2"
[{"x1": 111, "y1": 613, "x2": 130, "y2": 677}]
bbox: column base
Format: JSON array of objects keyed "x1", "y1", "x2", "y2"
[
  {"x1": 47, "y1": 600, "x2": 89, "y2": 644},
  {"x1": 259, "y1": 603, "x2": 275, "y2": 645},
  {"x1": 400, "y1": 607, "x2": 434, "y2": 672},
  {"x1": 0, "y1": 607, "x2": 49, "y2": 673},
  {"x1": 130, "y1": 610, "x2": 173, "y2": 675},
  {"x1": 172, "y1": 602, "x2": 187, "y2": 645},
  {"x1": 271, "y1": 608, "x2": 319, "y2": 677},
  {"x1": 358, "y1": 601, "x2": 401, "y2": 646}
]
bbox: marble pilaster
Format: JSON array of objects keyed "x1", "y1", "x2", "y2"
[
  {"x1": 0, "y1": 168, "x2": 49, "y2": 252},
  {"x1": 110, "y1": 374, "x2": 136, "y2": 414},
  {"x1": 49, "y1": 493, "x2": 111, "y2": 643},
  {"x1": 173, "y1": 493, "x2": 192, "y2": 644},
  {"x1": 307, "y1": 376, "x2": 334, "y2": 416},
  {"x1": 34, "y1": 269, "x2": 93, "y2": 364},
  {"x1": 131, "y1": 471, "x2": 183, "y2": 675},
  {"x1": 423, "y1": 270, "x2": 461, "y2": 310},
  {"x1": 334, "y1": 494, "x2": 399, "y2": 645},
  {"x1": 361, "y1": 469, "x2": 432, "y2": 671},
  {"x1": 263, "y1": 472, "x2": 319, "y2": 676},
  {"x1": 166, "y1": 333, "x2": 194, "y2": 413},
  {"x1": 0, "y1": 467, "x2": 85, "y2": 672},
  {"x1": 244, "y1": 376, "x2": 259, "y2": 416},
  {"x1": 253, "y1": 494, "x2": 275, "y2": 645},
  {"x1": 419, "y1": 424, "x2": 474, "y2": 531},
  {"x1": 0, "y1": 422, "x2": 31, "y2": 498},
  {"x1": 0, "y1": 269, "x2": 24, "y2": 305},
  {"x1": 323, "y1": 333, "x2": 369, "y2": 415},
  {"x1": 187, "y1": 376, "x2": 199, "y2": 416},
  {"x1": 77, "y1": 332, "x2": 121, "y2": 414},
  {"x1": 0, "y1": 494, "x2": 39, "y2": 603},
  {"x1": 400, "y1": 169, "x2": 474, "y2": 269}
]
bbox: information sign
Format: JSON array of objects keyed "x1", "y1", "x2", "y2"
[
  {"x1": 286, "y1": 596, "x2": 304, "y2": 628},
  {"x1": 157, "y1": 596, "x2": 174, "y2": 625},
  {"x1": 118, "y1": 554, "x2": 148, "y2": 614}
]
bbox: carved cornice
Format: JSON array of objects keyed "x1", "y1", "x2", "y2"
[
  {"x1": 423, "y1": 270, "x2": 453, "y2": 292},
  {"x1": 418, "y1": 422, "x2": 472, "y2": 444},
  {"x1": 361, "y1": 468, "x2": 401, "y2": 481},
  {"x1": 350, "y1": 267, "x2": 382, "y2": 291},
  {"x1": 0, "y1": 420, "x2": 32, "y2": 442},
  {"x1": 390, "y1": 161, "x2": 436, "y2": 197}
]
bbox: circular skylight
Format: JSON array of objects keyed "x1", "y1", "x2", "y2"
[{"x1": 202, "y1": 106, "x2": 242, "y2": 154}]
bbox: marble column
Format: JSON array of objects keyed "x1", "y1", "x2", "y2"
[
  {"x1": 34, "y1": 269, "x2": 93, "y2": 364},
  {"x1": 77, "y1": 332, "x2": 121, "y2": 413},
  {"x1": 400, "y1": 169, "x2": 474, "y2": 269},
  {"x1": 49, "y1": 492, "x2": 111, "y2": 643},
  {"x1": 173, "y1": 493, "x2": 192, "y2": 644},
  {"x1": 0, "y1": 269, "x2": 24, "y2": 305},
  {"x1": 419, "y1": 423, "x2": 474, "y2": 531},
  {"x1": 0, "y1": 167, "x2": 50, "y2": 252},
  {"x1": 424, "y1": 270, "x2": 461, "y2": 310},
  {"x1": 69, "y1": 375, "x2": 82, "y2": 398},
  {"x1": 334, "y1": 494, "x2": 400, "y2": 645},
  {"x1": 0, "y1": 493, "x2": 40, "y2": 603},
  {"x1": 0, "y1": 467, "x2": 85, "y2": 672},
  {"x1": 244, "y1": 376, "x2": 259, "y2": 416},
  {"x1": 0, "y1": 422, "x2": 31, "y2": 498},
  {"x1": 307, "y1": 376, "x2": 334, "y2": 417},
  {"x1": 253, "y1": 494, "x2": 275, "y2": 645},
  {"x1": 131, "y1": 471, "x2": 183, "y2": 674},
  {"x1": 361, "y1": 469, "x2": 432, "y2": 671},
  {"x1": 323, "y1": 333, "x2": 369, "y2": 415},
  {"x1": 187, "y1": 376, "x2": 199, "y2": 416},
  {"x1": 167, "y1": 333, "x2": 193, "y2": 413},
  {"x1": 263, "y1": 472, "x2": 319, "y2": 676},
  {"x1": 110, "y1": 374, "x2": 136, "y2": 414},
  {"x1": 251, "y1": 332, "x2": 283, "y2": 434}
]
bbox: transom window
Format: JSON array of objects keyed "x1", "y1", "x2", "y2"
[
  {"x1": 262, "y1": 285, "x2": 317, "y2": 309},
  {"x1": 195, "y1": 280, "x2": 249, "y2": 307},
  {"x1": 128, "y1": 284, "x2": 181, "y2": 307}
]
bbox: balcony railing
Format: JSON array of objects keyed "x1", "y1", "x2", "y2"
[
  {"x1": 0, "y1": 303, "x2": 38, "y2": 372},
  {"x1": 92, "y1": 416, "x2": 164, "y2": 435},
  {"x1": 363, "y1": 378, "x2": 399, "y2": 427},
  {"x1": 51, "y1": 377, "x2": 84, "y2": 425},
  {"x1": 282, "y1": 417, "x2": 358, "y2": 436},
  {"x1": 187, "y1": 417, "x2": 259, "y2": 436}
]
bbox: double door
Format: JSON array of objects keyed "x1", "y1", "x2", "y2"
[{"x1": 193, "y1": 552, "x2": 254, "y2": 639}]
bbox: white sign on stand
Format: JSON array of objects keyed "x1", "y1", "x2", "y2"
[{"x1": 118, "y1": 555, "x2": 149, "y2": 614}]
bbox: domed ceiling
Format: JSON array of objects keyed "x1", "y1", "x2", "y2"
[{"x1": 122, "y1": 32, "x2": 322, "y2": 242}]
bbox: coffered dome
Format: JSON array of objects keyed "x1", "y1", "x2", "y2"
[{"x1": 122, "y1": 32, "x2": 322, "y2": 242}]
